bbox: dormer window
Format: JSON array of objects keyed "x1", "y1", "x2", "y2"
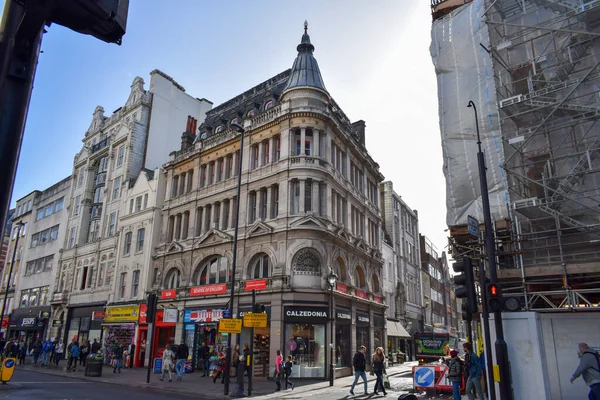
[
  {"x1": 231, "y1": 118, "x2": 238, "y2": 126},
  {"x1": 264, "y1": 100, "x2": 274, "y2": 110},
  {"x1": 215, "y1": 126, "x2": 224, "y2": 134},
  {"x1": 246, "y1": 110, "x2": 255, "y2": 118}
]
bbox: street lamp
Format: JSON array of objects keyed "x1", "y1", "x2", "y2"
[
  {"x1": 0, "y1": 221, "x2": 24, "y2": 338},
  {"x1": 327, "y1": 271, "x2": 338, "y2": 387},
  {"x1": 223, "y1": 119, "x2": 246, "y2": 396}
]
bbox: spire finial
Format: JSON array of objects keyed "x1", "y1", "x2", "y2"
[{"x1": 304, "y1": 20, "x2": 308, "y2": 34}]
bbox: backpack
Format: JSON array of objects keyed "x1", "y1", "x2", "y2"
[{"x1": 71, "y1": 345, "x2": 80, "y2": 357}]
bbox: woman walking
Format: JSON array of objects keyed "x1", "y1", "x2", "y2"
[
  {"x1": 274, "y1": 350, "x2": 283, "y2": 391},
  {"x1": 284, "y1": 355, "x2": 295, "y2": 390},
  {"x1": 54, "y1": 340, "x2": 64, "y2": 367},
  {"x1": 371, "y1": 347, "x2": 387, "y2": 396},
  {"x1": 160, "y1": 344, "x2": 175, "y2": 382},
  {"x1": 213, "y1": 346, "x2": 226, "y2": 384},
  {"x1": 231, "y1": 345, "x2": 240, "y2": 379}
]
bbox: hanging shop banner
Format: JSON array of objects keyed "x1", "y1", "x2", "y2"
[
  {"x1": 163, "y1": 308, "x2": 178, "y2": 323},
  {"x1": 218, "y1": 318, "x2": 242, "y2": 333},
  {"x1": 356, "y1": 312, "x2": 370, "y2": 326},
  {"x1": 355, "y1": 289, "x2": 368, "y2": 300},
  {"x1": 139, "y1": 304, "x2": 148, "y2": 324},
  {"x1": 245, "y1": 279, "x2": 267, "y2": 291},
  {"x1": 284, "y1": 307, "x2": 329, "y2": 323},
  {"x1": 105, "y1": 306, "x2": 140, "y2": 323},
  {"x1": 161, "y1": 289, "x2": 177, "y2": 299},
  {"x1": 336, "y1": 282, "x2": 349, "y2": 294},
  {"x1": 92, "y1": 311, "x2": 105, "y2": 320},
  {"x1": 373, "y1": 295, "x2": 383, "y2": 304},
  {"x1": 184, "y1": 309, "x2": 227, "y2": 323},
  {"x1": 189, "y1": 283, "x2": 227, "y2": 297}
]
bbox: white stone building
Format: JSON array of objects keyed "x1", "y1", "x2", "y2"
[{"x1": 51, "y1": 70, "x2": 212, "y2": 353}]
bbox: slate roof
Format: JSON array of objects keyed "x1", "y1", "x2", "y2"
[{"x1": 283, "y1": 21, "x2": 327, "y2": 93}]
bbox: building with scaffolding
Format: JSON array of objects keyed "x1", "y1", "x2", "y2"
[{"x1": 431, "y1": 0, "x2": 600, "y2": 312}]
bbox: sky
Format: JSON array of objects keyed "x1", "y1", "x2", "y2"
[{"x1": 7, "y1": 0, "x2": 448, "y2": 254}]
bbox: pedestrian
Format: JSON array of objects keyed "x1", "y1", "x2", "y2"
[
  {"x1": 79, "y1": 340, "x2": 89, "y2": 366},
  {"x1": 570, "y1": 342, "x2": 600, "y2": 400},
  {"x1": 274, "y1": 349, "x2": 283, "y2": 391},
  {"x1": 67, "y1": 339, "x2": 80, "y2": 372},
  {"x1": 284, "y1": 355, "x2": 295, "y2": 390},
  {"x1": 32, "y1": 340, "x2": 43, "y2": 366},
  {"x1": 50, "y1": 337, "x2": 59, "y2": 364},
  {"x1": 243, "y1": 344, "x2": 250, "y2": 376},
  {"x1": 463, "y1": 342, "x2": 484, "y2": 400},
  {"x1": 54, "y1": 340, "x2": 64, "y2": 367},
  {"x1": 350, "y1": 345, "x2": 368, "y2": 395},
  {"x1": 199, "y1": 342, "x2": 210, "y2": 377},
  {"x1": 480, "y1": 350, "x2": 487, "y2": 396},
  {"x1": 113, "y1": 343, "x2": 123, "y2": 373},
  {"x1": 213, "y1": 346, "x2": 226, "y2": 384},
  {"x1": 371, "y1": 347, "x2": 388, "y2": 396},
  {"x1": 91, "y1": 338, "x2": 100, "y2": 354},
  {"x1": 18, "y1": 342, "x2": 27, "y2": 365},
  {"x1": 231, "y1": 344, "x2": 240, "y2": 379},
  {"x1": 41, "y1": 338, "x2": 53, "y2": 366},
  {"x1": 175, "y1": 340, "x2": 189, "y2": 381},
  {"x1": 160, "y1": 344, "x2": 174, "y2": 382},
  {"x1": 447, "y1": 349, "x2": 464, "y2": 400},
  {"x1": 231, "y1": 355, "x2": 247, "y2": 397}
]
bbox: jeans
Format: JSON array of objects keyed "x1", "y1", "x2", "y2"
[
  {"x1": 374, "y1": 370, "x2": 386, "y2": 394},
  {"x1": 114, "y1": 359, "x2": 121, "y2": 371},
  {"x1": 589, "y1": 383, "x2": 600, "y2": 400},
  {"x1": 350, "y1": 370, "x2": 368, "y2": 394},
  {"x1": 42, "y1": 352, "x2": 50, "y2": 366},
  {"x1": 466, "y1": 376, "x2": 484, "y2": 400},
  {"x1": 33, "y1": 352, "x2": 41, "y2": 365},
  {"x1": 203, "y1": 358, "x2": 211, "y2": 376},
  {"x1": 176, "y1": 359, "x2": 186, "y2": 377},
  {"x1": 452, "y1": 380, "x2": 461, "y2": 400}
]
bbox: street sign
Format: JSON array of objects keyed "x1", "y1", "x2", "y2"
[
  {"x1": 243, "y1": 312, "x2": 268, "y2": 328},
  {"x1": 218, "y1": 318, "x2": 242, "y2": 333},
  {"x1": 153, "y1": 358, "x2": 162, "y2": 374},
  {"x1": 1, "y1": 358, "x2": 16, "y2": 382},
  {"x1": 467, "y1": 215, "x2": 479, "y2": 237},
  {"x1": 414, "y1": 367, "x2": 435, "y2": 387}
]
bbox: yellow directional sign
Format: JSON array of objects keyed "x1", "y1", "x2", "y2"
[
  {"x1": 243, "y1": 312, "x2": 268, "y2": 328},
  {"x1": 219, "y1": 318, "x2": 242, "y2": 333}
]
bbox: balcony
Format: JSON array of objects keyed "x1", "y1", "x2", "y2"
[{"x1": 91, "y1": 137, "x2": 109, "y2": 153}]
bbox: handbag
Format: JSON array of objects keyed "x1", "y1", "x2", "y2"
[{"x1": 383, "y1": 373, "x2": 390, "y2": 389}]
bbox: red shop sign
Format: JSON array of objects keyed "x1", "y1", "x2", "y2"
[
  {"x1": 245, "y1": 279, "x2": 267, "y2": 291},
  {"x1": 190, "y1": 283, "x2": 227, "y2": 297},
  {"x1": 336, "y1": 282, "x2": 348, "y2": 294},
  {"x1": 161, "y1": 289, "x2": 177, "y2": 299},
  {"x1": 355, "y1": 289, "x2": 368, "y2": 300},
  {"x1": 139, "y1": 304, "x2": 148, "y2": 324},
  {"x1": 91, "y1": 311, "x2": 105, "y2": 320},
  {"x1": 373, "y1": 295, "x2": 383, "y2": 304}
]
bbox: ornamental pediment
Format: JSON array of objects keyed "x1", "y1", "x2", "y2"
[
  {"x1": 194, "y1": 229, "x2": 232, "y2": 248},
  {"x1": 290, "y1": 215, "x2": 327, "y2": 230},
  {"x1": 246, "y1": 221, "x2": 273, "y2": 238}
]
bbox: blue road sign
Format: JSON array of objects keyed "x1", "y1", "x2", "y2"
[
  {"x1": 414, "y1": 367, "x2": 435, "y2": 387},
  {"x1": 468, "y1": 215, "x2": 479, "y2": 237},
  {"x1": 153, "y1": 358, "x2": 162, "y2": 374}
]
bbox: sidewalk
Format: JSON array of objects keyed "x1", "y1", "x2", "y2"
[{"x1": 16, "y1": 361, "x2": 417, "y2": 398}]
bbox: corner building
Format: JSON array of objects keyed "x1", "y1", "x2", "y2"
[{"x1": 153, "y1": 25, "x2": 385, "y2": 380}]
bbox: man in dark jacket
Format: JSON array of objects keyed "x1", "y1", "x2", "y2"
[
  {"x1": 91, "y1": 339, "x2": 101, "y2": 354},
  {"x1": 199, "y1": 342, "x2": 211, "y2": 377},
  {"x1": 175, "y1": 340, "x2": 189, "y2": 381},
  {"x1": 463, "y1": 342, "x2": 484, "y2": 400},
  {"x1": 447, "y1": 350, "x2": 463, "y2": 400},
  {"x1": 113, "y1": 344, "x2": 123, "y2": 373},
  {"x1": 350, "y1": 345, "x2": 368, "y2": 395},
  {"x1": 570, "y1": 343, "x2": 600, "y2": 400}
]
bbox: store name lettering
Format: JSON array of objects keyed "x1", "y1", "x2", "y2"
[
  {"x1": 358, "y1": 316, "x2": 369, "y2": 323},
  {"x1": 337, "y1": 312, "x2": 351, "y2": 320},
  {"x1": 286, "y1": 310, "x2": 327, "y2": 318}
]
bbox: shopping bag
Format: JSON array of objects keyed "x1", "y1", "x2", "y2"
[{"x1": 383, "y1": 373, "x2": 390, "y2": 389}]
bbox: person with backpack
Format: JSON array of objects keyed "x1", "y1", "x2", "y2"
[
  {"x1": 350, "y1": 345, "x2": 368, "y2": 395},
  {"x1": 447, "y1": 350, "x2": 464, "y2": 400},
  {"x1": 67, "y1": 339, "x2": 80, "y2": 371},
  {"x1": 570, "y1": 342, "x2": 600, "y2": 399},
  {"x1": 462, "y1": 342, "x2": 484, "y2": 400},
  {"x1": 283, "y1": 355, "x2": 295, "y2": 390}
]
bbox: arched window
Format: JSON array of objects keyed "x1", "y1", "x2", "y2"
[
  {"x1": 215, "y1": 126, "x2": 224, "y2": 134},
  {"x1": 165, "y1": 269, "x2": 181, "y2": 289},
  {"x1": 264, "y1": 100, "x2": 274, "y2": 110},
  {"x1": 372, "y1": 273, "x2": 380, "y2": 293},
  {"x1": 336, "y1": 257, "x2": 347, "y2": 283},
  {"x1": 292, "y1": 248, "x2": 321, "y2": 276},
  {"x1": 192, "y1": 256, "x2": 229, "y2": 286},
  {"x1": 355, "y1": 266, "x2": 366, "y2": 289},
  {"x1": 246, "y1": 110, "x2": 255, "y2": 118},
  {"x1": 251, "y1": 254, "x2": 271, "y2": 279}
]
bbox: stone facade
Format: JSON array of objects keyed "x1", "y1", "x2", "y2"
[{"x1": 152, "y1": 26, "x2": 386, "y2": 379}]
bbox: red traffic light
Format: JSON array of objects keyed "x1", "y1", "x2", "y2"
[{"x1": 489, "y1": 284, "x2": 499, "y2": 296}]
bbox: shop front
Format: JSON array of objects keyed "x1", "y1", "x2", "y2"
[
  {"x1": 135, "y1": 304, "x2": 148, "y2": 368},
  {"x1": 284, "y1": 306, "x2": 328, "y2": 378},
  {"x1": 386, "y1": 319, "x2": 411, "y2": 360},
  {"x1": 102, "y1": 305, "x2": 140, "y2": 362},
  {"x1": 373, "y1": 314, "x2": 385, "y2": 350},
  {"x1": 239, "y1": 304, "x2": 271, "y2": 377},
  {"x1": 183, "y1": 308, "x2": 228, "y2": 370},
  {"x1": 334, "y1": 308, "x2": 352, "y2": 369},
  {"x1": 355, "y1": 311, "x2": 370, "y2": 352},
  {"x1": 64, "y1": 304, "x2": 105, "y2": 344},
  {"x1": 152, "y1": 309, "x2": 178, "y2": 358},
  {"x1": 9, "y1": 306, "x2": 51, "y2": 345}
]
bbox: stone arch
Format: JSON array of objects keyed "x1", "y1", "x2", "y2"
[
  {"x1": 334, "y1": 256, "x2": 347, "y2": 283},
  {"x1": 163, "y1": 266, "x2": 182, "y2": 289},
  {"x1": 191, "y1": 255, "x2": 229, "y2": 286},
  {"x1": 354, "y1": 265, "x2": 366, "y2": 289},
  {"x1": 248, "y1": 252, "x2": 272, "y2": 280},
  {"x1": 243, "y1": 245, "x2": 277, "y2": 279},
  {"x1": 291, "y1": 248, "x2": 322, "y2": 276},
  {"x1": 371, "y1": 272, "x2": 381, "y2": 294}
]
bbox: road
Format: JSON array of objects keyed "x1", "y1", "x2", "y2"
[{"x1": 1, "y1": 369, "x2": 197, "y2": 400}]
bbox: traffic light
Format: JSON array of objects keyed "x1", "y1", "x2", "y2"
[
  {"x1": 253, "y1": 303, "x2": 265, "y2": 313},
  {"x1": 461, "y1": 302, "x2": 472, "y2": 322},
  {"x1": 453, "y1": 257, "x2": 478, "y2": 314},
  {"x1": 486, "y1": 283, "x2": 503, "y2": 312},
  {"x1": 146, "y1": 293, "x2": 157, "y2": 323}
]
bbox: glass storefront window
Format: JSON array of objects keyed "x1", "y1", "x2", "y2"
[
  {"x1": 374, "y1": 328, "x2": 384, "y2": 351},
  {"x1": 335, "y1": 325, "x2": 351, "y2": 368},
  {"x1": 285, "y1": 323, "x2": 325, "y2": 378}
]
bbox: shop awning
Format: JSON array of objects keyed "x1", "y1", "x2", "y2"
[{"x1": 387, "y1": 320, "x2": 411, "y2": 338}]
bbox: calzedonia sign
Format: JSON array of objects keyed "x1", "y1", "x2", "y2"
[{"x1": 284, "y1": 307, "x2": 329, "y2": 323}]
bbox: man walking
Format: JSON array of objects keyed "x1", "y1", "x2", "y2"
[
  {"x1": 175, "y1": 340, "x2": 189, "y2": 381},
  {"x1": 67, "y1": 339, "x2": 80, "y2": 372},
  {"x1": 199, "y1": 342, "x2": 210, "y2": 377},
  {"x1": 570, "y1": 343, "x2": 600, "y2": 400},
  {"x1": 350, "y1": 345, "x2": 368, "y2": 395},
  {"x1": 41, "y1": 338, "x2": 53, "y2": 367},
  {"x1": 463, "y1": 342, "x2": 484, "y2": 400}
]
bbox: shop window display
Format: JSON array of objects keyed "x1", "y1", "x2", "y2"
[
  {"x1": 356, "y1": 326, "x2": 370, "y2": 353},
  {"x1": 285, "y1": 324, "x2": 325, "y2": 378},
  {"x1": 374, "y1": 328, "x2": 384, "y2": 350},
  {"x1": 104, "y1": 323, "x2": 135, "y2": 362},
  {"x1": 335, "y1": 325, "x2": 351, "y2": 368}
]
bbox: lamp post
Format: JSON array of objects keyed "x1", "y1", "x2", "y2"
[
  {"x1": 327, "y1": 271, "x2": 338, "y2": 387},
  {"x1": 467, "y1": 100, "x2": 513, "y2": 400},
  {"x1": 0, "y1": 221, "x2": 24, "y2": 337},
  {"x1": 223, "y1": 120, "x2": 246, "y2": 396}
]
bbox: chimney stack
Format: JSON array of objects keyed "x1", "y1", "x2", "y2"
[
  {"x1": 181, "y1": 115, "x2": 197, "y2": 151},
  {"x1": 351, "y1": 120, "x2": 366, "y2": 146}
]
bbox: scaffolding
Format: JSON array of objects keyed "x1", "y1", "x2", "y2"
[{"x1": 432, "y1": 0, "x2": 600, "y2": 311}]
